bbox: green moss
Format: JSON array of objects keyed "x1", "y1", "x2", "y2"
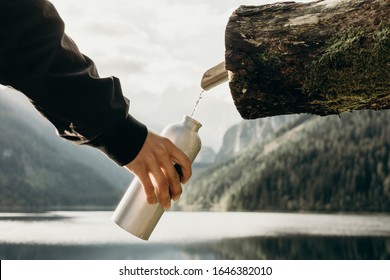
[
  {"x1": 232, "y1": 51, "x2": 286, "y2": 102},
  {"x1": 252, "y1": 52, "x2": 286, "y2": 94},
  {"x1": 303, "y1": 24, "x2": 390, "y2": 112},
  {"x1": 258, "y1": 52, "x2": 284, "y2": 72},
  {"x1": 258, "y1": 52, "x2": 284, "y2": 80}
]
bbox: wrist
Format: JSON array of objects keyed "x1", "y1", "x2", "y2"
[{"x1": 87, "y1": 114, "x2": 148, "y2": 166}]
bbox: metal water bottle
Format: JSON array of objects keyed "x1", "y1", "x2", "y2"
[{"x1": 111, "y1": 115, "x2": 202, "y2": 240}]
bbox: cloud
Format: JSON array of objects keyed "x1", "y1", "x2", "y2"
[
  {"x1": 5, "y1": 0, "x2": 318, "y2": 151},
  {"x1": 49, "y1": 0, "x2": 274, "y2": 149},
  {"x1": 128, "y1": 83, "x2": 241, "y2": 151},
  {"x1": 51, "y1": 0, "x2": 228, "y2": 89}
]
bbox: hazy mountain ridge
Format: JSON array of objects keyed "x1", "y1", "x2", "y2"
[
  {"x1": 0, "y1": 88, "x2": 132, "y2": 188},
  {"x1": 3, "y1": 87, "x2": 390, "y2": 213},
  {"x1": 0, "y1": 88, "x2": 226, "y2": 211},
  {"x1": 0, "y1": 89, "x2": 128, "y2": 211},
  {"x1": 176, "y1": 110, "x2": 390, "y2": 212},
  {"x1": 215, "y1": 115, "x2": 302, "y2": 163}
]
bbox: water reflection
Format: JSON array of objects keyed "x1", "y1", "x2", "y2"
[
  {"x1": 1, "y1": 236, "x2": 389, "y2": 260},
  {"x1": 0, "y1": 215, "x2": 70, "y2": 222},
  {"x1": 1, "y1": 211, "x2": 389, "y2": 260},
  {"x1": 196, "y1": 235, "x2": 390, "y2": 260},
  {"x1": 0, "y1": 243, "x2": 213, "y2": 260}
]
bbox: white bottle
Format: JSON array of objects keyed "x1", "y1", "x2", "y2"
[{"x1": 111, "y1": 115, "x2": 202, "y2": 240}]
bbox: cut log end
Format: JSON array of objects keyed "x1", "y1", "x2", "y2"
[{"x1": 225, "y1": 0, "x2": 390, "y2": 119}]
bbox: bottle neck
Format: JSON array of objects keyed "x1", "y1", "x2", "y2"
[{"x1": 183, "y1": 115, "x2": 202, "y2": 132}]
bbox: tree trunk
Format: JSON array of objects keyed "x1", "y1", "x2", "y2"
[{"x1": 225, "y1": 0, "x2": 390, "y2": 119}]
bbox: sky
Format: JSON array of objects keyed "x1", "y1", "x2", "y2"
[
  {"x1": 5, "y1": 0, "x2": 314, "y2": 151},
  {"x1": 48, "y1": 0, "x2": 281, "y2": 151}
]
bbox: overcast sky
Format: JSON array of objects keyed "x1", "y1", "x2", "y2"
[
  {"x1": 47, "y1": 0, "x2": 284, "y2": 151},
  {"x1": 7, "y1": 0, "x2": 314, "y2": 151}
]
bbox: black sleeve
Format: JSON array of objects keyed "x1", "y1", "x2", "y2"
[{"x1": 0, "y1": 0, "x2": 148, "y2": 166}]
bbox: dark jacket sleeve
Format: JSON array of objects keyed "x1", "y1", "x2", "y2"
[{"x1": 0, "y1": 0, "x2": 148, "y2": 166}]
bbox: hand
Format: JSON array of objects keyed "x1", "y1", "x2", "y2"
[{"x1": 125, "y1": 130, "x2": 192, "y2": 209}]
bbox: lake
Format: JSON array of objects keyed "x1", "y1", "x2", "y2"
[{"x1": 0, "y1": 211, "x2": 389, "y2": 260}]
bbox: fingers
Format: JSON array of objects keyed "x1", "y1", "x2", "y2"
[
  {"x1": 135, "y1": 169, "x2": 157, "y2": 205},
  {"x1": 170, "y1": 146, "x2": 192, "y2": 184},
  {"x1": 125, "y1": 131, "x2": 192, "y2": 209},
  {"x1": 163, "y1": 162, "x2": 182, "y2": 202},
  {"x1": 149, "y1": 158, "x2": 176, "y2": 209},
  {"x1": 152, "y1": 142, "x2": 183, "y2": 208}
]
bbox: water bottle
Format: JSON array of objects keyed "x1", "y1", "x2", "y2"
[{"x1": 111, "y1": 115, "x2": 202, "y2": 240}]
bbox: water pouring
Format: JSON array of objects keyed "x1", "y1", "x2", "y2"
[{"x1": 112, "y1": 62, "x2": 230, "y2": 240}]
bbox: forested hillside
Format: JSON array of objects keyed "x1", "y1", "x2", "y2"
[
  {"x1": 3, "y1": 87, "x2": 390, "y2": 213},
  {"x1": 215, "y1": 115, "x2": 299, "y2": 163},
  {"x1": 177, "y1": 110, "x2": 390, "y2": 212},
  {"x1": 0, "y1": 90, "x2": 124, "y2": 211}
]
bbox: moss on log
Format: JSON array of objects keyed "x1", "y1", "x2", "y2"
[{"x1": 225, "y1": 0, "x2": 390, "y2": 119}]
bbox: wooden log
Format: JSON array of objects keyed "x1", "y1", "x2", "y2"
[{"x1": 225, "y1": 0, "x2": 390, "y2": 119}]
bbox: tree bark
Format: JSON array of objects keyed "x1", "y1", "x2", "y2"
[{"x1": 225, "y1": 0, "x2": 390, "y2": 119}]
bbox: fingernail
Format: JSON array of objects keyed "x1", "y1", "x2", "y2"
[
  {"x1": 172, "y1": 195, "x2": 180, "y2": 202},
  {"x1": 164, "y1": 201, "x2": 171, "y2": 210}
]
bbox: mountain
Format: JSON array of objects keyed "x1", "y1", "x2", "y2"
[
  {"x1": 0, "y1": 87, "x2": 133, "y2": 189},
  {"x1": 215, "y1": 115, "x2": 301, "y2": 163},
  {"x1": 4, "y1": 86, "x2": 390, "y2": 213},
  {"x1": 194, "y1": 146, "x2": 216, "y2": 164},
  {"x1": 176, "y1": 110, "x2": 390, "y2": 212},
  {"x1": 0, "y1": 87, "x2": 131, "y2": 211}
]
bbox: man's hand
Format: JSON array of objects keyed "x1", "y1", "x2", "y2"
[{"x1": 125, "y1": 131, "x2": 192, "y2": 209}]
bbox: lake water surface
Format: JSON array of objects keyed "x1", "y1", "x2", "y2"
[{"x1": 0, "y1": 211, "x2": 389, "y2": 260}]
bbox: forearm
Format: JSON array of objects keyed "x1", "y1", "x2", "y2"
[{"x1": 0, "y1": 0, "x2": 147, "y2": 165}]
